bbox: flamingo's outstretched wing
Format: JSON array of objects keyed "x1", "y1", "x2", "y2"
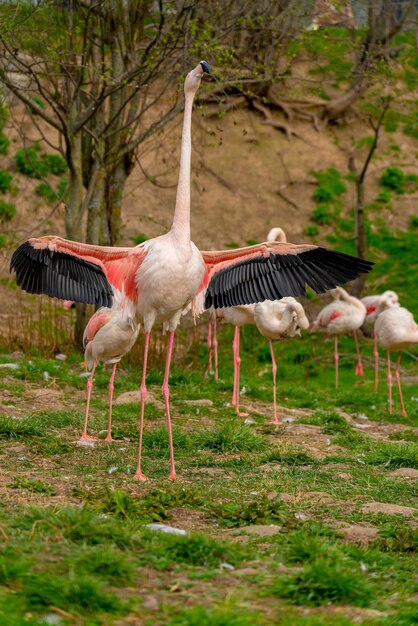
[
  {"x1": 10, "y1": 236, "x2": 145, "y2": 307},
  {"x1": 200, "y1": 241, "x2": 373, "y2": 309}
]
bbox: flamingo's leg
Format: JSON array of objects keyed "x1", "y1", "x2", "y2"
[
  {"x1": 207, "y1": 319, "x2": 213, "y2": 373},
  {"x1": 374, "y1": 333, "x2": 379, "y2": 393},
  {"x1": 394, "y1": 352, "x2": 408, "y2": 418},
  {"x1": 334, "y1": 335, "x2": 339, "y2": 390},
  {"x1": 80, "y1": 362, "x2": 97, "y2": 441},
  {"x1": 162, "y1": 330, "x2": 176, "y2": 481},
  {"x1": 213, "y1": 317, "x2": 219, "y2": 382},
  {"x1": 232, "y1": 326, "x2": 240, "y2": 407},
  {"x1": 387, "y1": 351, "x2": 393, "y2": 415},
  {"x1": 353, "y1": 330, "x2": 364, "y2": 376},
  {"x1": 105, "y1": 363, "x2": 118, "y2": 442},
  {"x1": 269, "y1": 338, "x2": 280, "y2": 425},
  {"x1": 134, "y1": 332, "x2": 150, "y2": 481}
]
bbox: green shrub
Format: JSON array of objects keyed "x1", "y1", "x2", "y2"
[
  {"x1": 311, "y1": 205, "x2": 332, "y2": 225},
  {"x1": 42, "y1": 153, "x2": 67, "y2": 175},
  {"x1": 408, "y1": 215, "x2": 418, "y2": 230},
  {"x1": 0, "y1": 133, "x2": 9, "y2": 155},
  {"x1": 131, "y1": 233, "x2": 148, "y2": 245},
  {"x1": 36, "y1": 182, "x2": 57, "y2": 203},
  {"x1": 311, "y1": 168, "x2": 346, "y2": 201},
  {"x1": 403, "y1": 112, "x2": 418, "y2": 139},
  {"x1": 379, "y1": 167, "x2": 405, "y2": 193},
  {"x1": 304, "y1": 224, "x2": 319, "y2": 237},
  {"x1": 0, "y1": 200, "x2": 16, "y2": 222},
  {"x1": 0, "y1": 103, "x2": 7, "y2": 132},
  {"x1": 15, "y1": 146, "x2": 48, "y2": 178},
  {"x1": 0, "y1": 170, "x2": 12, "y2": 193}
]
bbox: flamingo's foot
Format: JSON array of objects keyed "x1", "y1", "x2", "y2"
[
  {"x1": 355, "y1": 363, "x2": 364, "y2": 376},
  {"x1": 401, "y1": 410, "x2": 408, "y2": 418},
  {"x1": 104, "y1": 434, "x2": 116, "y2": 443},
  {"x1": 168, "y1": 472, "x2": 176, "y2": 482},
  {"x1": 269, "y1": 419, "x2": 282, "y2": 426},
  {"x1": 134, "y1": 471, "x2": 148, "y2": 481},
  {"x1": 79, "y1": 433, "x2": 96, "y2": 442},
  {"x1": 236, "y1": 411, "x2": 249, "y2": 417}
]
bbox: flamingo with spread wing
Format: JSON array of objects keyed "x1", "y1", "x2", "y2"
[{"x1": 10, "y1": 62, "x2": 373, "y2": 480}]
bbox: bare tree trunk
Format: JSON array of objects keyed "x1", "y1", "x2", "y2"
[{"x1": 351, "y1": 178, "x2": 367, "y2": 296}]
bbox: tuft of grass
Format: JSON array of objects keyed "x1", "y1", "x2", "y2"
[
  {"x1": 363, "y1": 441, "x2": 418, "y2": 469},
  {"x1": 372, "y1": 523, "x2": 417, "y2": 553},
  {"x1": 73, "y1": 546, "x2": 136, "y2": 584},
  {"x1": 271, "y1": 558, "x2": 374, "y2": 607},
  {"x1": 0, "y1": 416, "x2": 45, "y2": 439},
  {"x1": 22, "y1": 572, "x2": 126, "y2": 615},
  {"x1": 8, "y1": 477, "x2": 56, "y2": 496},
  {"x1": 389, "y1": 429, "x2": 418, "y2": 443},
  {"x1": 166, "y1": 606, "x2": 261, "y2": 626},
  {"x1": 198, "y1": 421, "x2": 266, "y2": 453},
  {"x1": 261, "y1": 445, "x2": 316, "y2": 466},
  {"x1": 139, "y1": 530, "x2": 246, "y2": 569}
]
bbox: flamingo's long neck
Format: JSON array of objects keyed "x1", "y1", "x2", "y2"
[{"x1": 171, "y1": 91, "x2": 194, "y2": 244}]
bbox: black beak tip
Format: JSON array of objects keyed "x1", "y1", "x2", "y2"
[{"x1": 200, "y1": 60, "x2": 211, "y2": 75}]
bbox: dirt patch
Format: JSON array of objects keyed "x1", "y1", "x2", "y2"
[
  {"x1": 276, "y1": 422, "x2": 345, "y2": 460},
  {"x1": 326, "y1": 519, "x2": 379, "y2": 546},
  {"x1": 361, "y1": 502, "x2": 417, "y2": 517},
  {"x1": 389, "y1": 467, "x2": 418, "y2": 479},
  {"x1": 166, "y1": 508, "x2": 212, "y2": 533}
]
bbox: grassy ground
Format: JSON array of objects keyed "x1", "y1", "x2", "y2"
[{"x1": 0, "y1": 325, "x2": 417, "y2": 626}]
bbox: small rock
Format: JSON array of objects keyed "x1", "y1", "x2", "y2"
[
  {"x1": 55, "y1": 353, "x2": 67, "y2": 361},
  {"x1": 184, "y1": 399, "x2": 213, "y2": 407},
  {"x1": 337, "y1": 524, "x2": 378, "y2": 546},
  {"x1": 355, "y1": 423, "x2": 372, "y2": 429},
  {"x1": 220, "y1": 562, "x2": 235, "y2": 571},
  {"x1": 244, "y1": 417, "x2": 256, "y2": 424},
  {"x1": 108, "y1": 466, "x2": 118, "y2": 475},
  {"x1": 361, "y1": 502, "x2": 417, "y2": 517},
  {"x1": 43, "y1": 371, "x2": 50, "y2": 382},
  {"x1": 232, "y1": 524, "x2": 282, "y2": 537},
  {"x1": 357, "y1": 413, "x2": 369, "y2": 420},
  {"x1": 240, "y1": 386, "x2": 247, "y2": 396},
  {"x1": 295, "y1": 512, "x2": 308, "y2": 521},
  {"x1": 283, "y1": 417, "x2": 294, "y2": 423},
  {"x1": 389, "y1": 468, "x2": 418, "y2": 479},
  {"x1": 43, "y1": 613, "x2": 63, "y2": 625},
  {"x1": 0, "y1": 363, "x2": 20, "y2": 370},
  {"x1": 146, "y1": 523, "x2": 187, "y2": 536},
  {"x1": 142, "y1": 595, "x2": 160, "y2": 611},
  {"x1": 76, "y1": 439, "x2": 96, "y2": 448},
  {"x1": 79, "y1": 372, "x2": 91, "y2": 378}
]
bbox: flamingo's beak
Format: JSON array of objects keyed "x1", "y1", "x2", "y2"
[{"x1": 200, "y1": 61, "x2": 211, "y2": 75}]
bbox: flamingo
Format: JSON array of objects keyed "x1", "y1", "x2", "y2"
[
  {"x1": 311, "y1": 286, "x2": 367, "y2": 389},
  {"x1": 81, "y1": 304, "x2": 140, "y2": 443},
  {"x1": 375, "y1": 307, "x2": 418, "y2": 417},
  {"x1": 207, "y1": 227, "x2": 288, "y2": 382},
  {"x1": 10, "y1": 61, "x2": 373, "y2": 481},
  {"x1": 361, "y1": 290, "x2": 399, "y2": 337},
  {"x1": 254, "y1": 298, "x2": 309, "y2": 424}
]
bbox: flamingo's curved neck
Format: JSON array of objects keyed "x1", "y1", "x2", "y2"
[{"x1": 171, "y1": 91, "x2": 194, "y2": 244}]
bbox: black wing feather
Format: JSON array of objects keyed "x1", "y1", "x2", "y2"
[
  {"x1": 205, "y1": 247, "x2": 374, "y2": 309},
  {"x1": 10, "y1": 241, "x2": 113, "y2": 307}
]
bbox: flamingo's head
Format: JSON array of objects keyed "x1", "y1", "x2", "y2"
[
  {"x1": 184, "y1": 61, "x2": 211, "y2": 95},
  {"x1": 378, "y1": 290, "x2": 400, "y2": 312}
]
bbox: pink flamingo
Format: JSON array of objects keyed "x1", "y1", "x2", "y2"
[
  {"x1": 254, "y1": 298, "x2": 309, "y2": 424},
  {"x1": 207, "y1": 227, "x2": 288, "y2": 381},
  {"x1": 375, "y1": 307, "x2": 418, "y2": 417},
  {"x1": 361, "y1": 290, "x2": 399, "y2": 337},
  {"x1": 10, "y1": 62, "x2": 373, "y2": 480},
  {"x1": 311, "y1": 286, "x2": 366, "y2": 389},
  {"x1": 81, "y1": 304, "x2": 140, "y2": 443}
]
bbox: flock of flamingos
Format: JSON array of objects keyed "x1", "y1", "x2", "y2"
[{"x1": 9, "y1": 62, "x2": 418, "y2": 481}]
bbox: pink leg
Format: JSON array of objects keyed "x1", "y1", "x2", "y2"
[
  {"x1": 80, "y1": 363, "x2": 97, "y2": 441},
  {"x1": 162, "y1": 330, "x2": 176, "y2": 481},
  {"x1": 207, "y1": 319, "x2": 213, "y2": 373},
  {"x1": 105, "y1": 363, "x2": 118, "y2": 442},
  {"x1": 269, "y1": 338, "x2": 280, "y2": 425},
  {"x1": 334, "y1": 335, "x2": 339, "y2": 390},
  {"x1": 394, "y1": 352, "x2": 408, "y2": 418},
  {"x1": 374, "y1": 333, "x2": 379, "y2": 393},
  {"x1": 387, "y1": 351, "x2": 393, "y2": 415},
  {"x1": 134, "y1": 332, "x2": 150, "y2": 481},
  {"x1": 213, "y1": 318, "x2": 219, "y2": 382},
  {"x1": 232, "y1": 326, "x2": 240, "y2": 408},
  {"x1": 353, "y1": 330, "x2": 364, "y2": 376}
]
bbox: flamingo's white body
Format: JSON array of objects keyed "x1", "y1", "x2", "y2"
[
  {"x1": 311, "y1": 287, "x2": 366, "y2": 388},
  {"x1": 10, "y1": 63, "x2": 373, "y2": 480},
  {"x1": 375, "y1": 306, "x2": 418, "y2": 417},
  {"x1": 361, "y1": 290, "x2": 399, "y2": 337},
  {"x1": 81, "y1": 305, "x2": 140, "y2": 442}
]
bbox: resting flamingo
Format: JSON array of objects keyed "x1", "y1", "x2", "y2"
[
  {"x1": 207, "y1": 227, "x2": 288, "y2": 382},
  {"x1": 81, "y1": 304, "x2": 140, "y2": 443},
  {"x1": 311, "y1": 287, "x2": 367, "y2": 389},
  {"x1": 10, "y1": 62, "x2": 373, "y2": 480},
  {"x1": 361, "y1": 290, "x2": 399, "y2": 337},
  {"x1": 375, "y1": 307, "x2": 418, "y2": 417}
]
